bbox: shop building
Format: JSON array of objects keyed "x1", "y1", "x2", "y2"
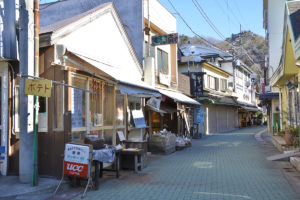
[
  {"x1": 230, "y1": 60, "x2": 260, "y2": 128},
  {"x1": 23, "y1": 3, "x2": 158, "y2": 178},
  {"x1": 178, "y1": 44, "x2": 239, "y2": 134},
  {"x1": 39, "y1": 0, "x2": 199, "y2": 138}
]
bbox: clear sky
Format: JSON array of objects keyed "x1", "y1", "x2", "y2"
[
  {"x1": 159, "y1": 0, "x2": 265, "y2": 39},
  {"x1": 39, "y1": 0, "x2": 265, "y2": 40}
]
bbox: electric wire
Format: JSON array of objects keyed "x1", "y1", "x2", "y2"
[
  {"x1": 232, "y1": 0, "x2": 250, "y2": 31},
  {"x1": 192, "y1": 0, "x2": 225, "y2": 40},
  {"x1": 167, "y1": 0, "x2": 256, "y2": 65},
  {"x1": 166, "y1": 0, "x2": 221, "y2": 50}
]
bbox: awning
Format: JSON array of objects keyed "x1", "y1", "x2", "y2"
[
  {"x1": 158, "y1": 89, "x2": 200, "y2": 105},
  {"x1": 198, "y1": 95, "x2": 238, "y2": 106},
  {"x1": 240, "y1": 106, "x2": 261, "y2": 112},
  {"x1": 118, "y1": 84, "x2": 161, "y2": 97},
  {"x1": 146, "y1": 105, "x2": 177, "y2": 114},
  {"x1": 237, "y1": 101, "x2": 261, "y2": 112},
  {"x1": 66, "y1": 50, "x2": 161, "y2": 98}
]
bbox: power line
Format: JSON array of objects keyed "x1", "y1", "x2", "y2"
[
  {"x1": 232, "y1": 0, "x2": 250, "y2": 30},
  {"x1": 192, "y1": 0, "x2": 225, "y2": 40},
  {"x1": 166, "y1": 0, "x2": 221, "y2": 50},
  {"x1": 221, "y1": 0, "x2": 249, "y2": 31},
  {"x1": 165, "y1": 0, "x2": 257, "y2": 65}
]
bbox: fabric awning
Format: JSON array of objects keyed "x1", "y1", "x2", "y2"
[{"x1": 158, "y1": 89, "x2": 200, "y2": 105}]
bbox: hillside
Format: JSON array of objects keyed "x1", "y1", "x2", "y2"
[{"x1": 179, "y1": 31, "x2": 268, "y2": 77}]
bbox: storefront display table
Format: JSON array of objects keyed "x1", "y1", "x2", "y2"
[
  {"x1": 120, "y1": 149, "x2": 144, "y2": 173},
  {"x1": 92, "y1": 149, "x2": 121, "y2": 189}
]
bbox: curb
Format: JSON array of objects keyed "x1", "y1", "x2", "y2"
[{"x1": 254, "y1": 128, "x2": 267, "y2": 143}]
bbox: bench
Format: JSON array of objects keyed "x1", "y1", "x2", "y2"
[{"x1": 0, "y1": 146, "x2": 5, "y2": 176}]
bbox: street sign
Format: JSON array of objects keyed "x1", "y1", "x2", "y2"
[
  {"x1": 152, "y1": 33, "x2": 178, "y2": 46},
  {"x1": 64, "y1": 143, "x2": 92, "y2": 178},
  {"x1": 24, "y1": 79, "x2": 52, "y2": 97}
]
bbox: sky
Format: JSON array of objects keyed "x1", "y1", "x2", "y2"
[
  {"x1": 39, "y1": 0, "x2": 265, "y2": 40},
  {"x1": 159, "y1": 0, "x2": 265, "y2": 40}
]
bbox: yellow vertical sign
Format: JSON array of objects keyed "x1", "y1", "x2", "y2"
[{"x1": 24, "y1": 79, "x2": 52, "y2": 98}]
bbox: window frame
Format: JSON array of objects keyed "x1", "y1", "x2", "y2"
[{"x1": 156, "y1": 48, "x2": 169, "y2": 75}]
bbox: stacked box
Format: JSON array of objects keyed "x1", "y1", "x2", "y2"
[{"x1": 149, "y1": 133, "x2": 176, "y2": 155}]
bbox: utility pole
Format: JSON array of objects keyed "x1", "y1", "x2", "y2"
[
  {"x1": 19, "y1": 0, "x2": 35, "y2": 184},
  {"x1": 32, "y1": 0, "x2": 39, "y2": 186}
]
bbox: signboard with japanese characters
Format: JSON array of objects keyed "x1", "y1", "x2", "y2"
[
  {"x1": 64, "y1": 143, "x2": 92, "y2": 178},
  {"x1": 152, "y1": 33, "x2": 178, "y2": 46},
  {"x1": 24, "y1": 79, "x2": 52, "y2": 97}
]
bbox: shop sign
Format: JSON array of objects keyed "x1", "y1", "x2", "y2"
[
  {"x1": 147, "y1": 97, "x2": 161, "y2": 110},
  {"x1": 24, "y1": 79, "x2": 52, "y2": 97},
  {"x1": 152, "y1": 33, "x2": 178, "y2": 46},
  {"x1": 159, "y1": 73, "x2": 170, "y2": 86},
  {"x1": 64, "y1": 144, "x2": 91, "y2": 178}
]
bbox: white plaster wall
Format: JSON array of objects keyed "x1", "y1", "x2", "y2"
[
  {"x1": 144, "y1": 0, "x2": 176, "y2": 33},
  {"x1": 220, "y1": 62, "x2": 233, "y2": 74},
  {"x1": 57, "y1": 11, "x2": 142, "y2": 81},
  {"x1": 235, "y1": 67, "x2": 252, "y2": 104},
  {"x1": 267, "y1": 0, "x2": 285, "y2": 79}
]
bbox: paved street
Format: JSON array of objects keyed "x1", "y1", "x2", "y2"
[{"x1": 75, "y1": 127, "x2": 299, "y2": 200}]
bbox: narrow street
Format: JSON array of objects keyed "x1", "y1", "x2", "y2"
[{"x1": 74, "y1": 126, "x2": 299, "y2": 200}]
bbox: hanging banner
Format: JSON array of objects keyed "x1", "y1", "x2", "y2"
[
  {"x1": 64, "y1": 143, "x2": 92, "y2": 178},
  {"x1": 24, "y1": 79, "x2": 52, "y2": 97}
]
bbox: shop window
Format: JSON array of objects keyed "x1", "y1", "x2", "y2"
[
  {"x1": 103, "y1": 83, "x2": 114, "y2": 126},
  {"x1": 157, "y1": 48, "x2": 168, "y2": 74},
  {"x1": 89, "y1": 79, "x2": 103, "y2": 128},
  {"x1": 54, "y1": 85, "x2": 64, "y2": 130},
  {"x1": 115, "y1": 90, "x2": 124, "y2": 127},
  {"x1": 72, "y1": 131, "x2": 86, "y2": 142},
  {"x1": 38, "y1": 97, "x2": 48, "y2": 132},
  {"x1": 71, "y1": 75, "x2": 87, "y2": 129}
]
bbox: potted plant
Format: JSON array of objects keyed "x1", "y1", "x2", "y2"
[{"x1": 284, "y1": 126, "x2": 298, "y2": 146}]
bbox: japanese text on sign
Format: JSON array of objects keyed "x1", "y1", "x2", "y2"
[
  {"x1": 24, "y1": 79, "x2": 52, "y2": 98},
  {"x1": 152, "y1": 33, "x2": 178, "y2": 46},
  {"x1": 64, "y1": 144, "x2": 91, "y2": 178}
]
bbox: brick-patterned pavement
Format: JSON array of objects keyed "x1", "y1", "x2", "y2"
[{"x1": 75, "y1": 126, "x2": 299, "y2": 200}]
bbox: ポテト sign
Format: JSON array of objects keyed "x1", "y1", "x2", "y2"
[
  {"x1": 24, "y1": 79, "x2": 52, "y2": 97},
  {"x1": 64, "y1": 144, "x2": 91, "y2": 178}
]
